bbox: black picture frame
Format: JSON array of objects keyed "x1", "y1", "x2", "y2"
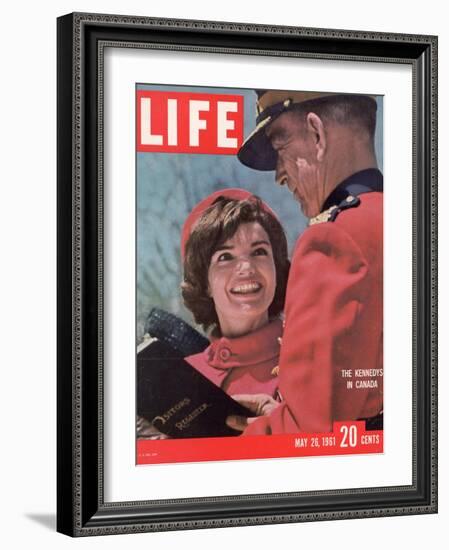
[{"x1": 57, "y1": 12, "x2": 438, "y2": 536}]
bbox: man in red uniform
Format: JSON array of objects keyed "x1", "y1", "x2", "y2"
[{"x1": 228, "y1": 90, "x2": 383, "y2": 434}]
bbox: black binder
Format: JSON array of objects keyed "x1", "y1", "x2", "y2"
[{"x1": 137, "y1": 338, "x2": 251, "y2": 438}]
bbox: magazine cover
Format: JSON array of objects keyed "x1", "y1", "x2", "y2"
[{"x1": 136, "y1": 84, "x2": 384, "y2": 465}]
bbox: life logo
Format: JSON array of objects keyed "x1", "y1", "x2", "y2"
[{"x1": 136, "y1": 90, "x2": 244, "y2": 155}]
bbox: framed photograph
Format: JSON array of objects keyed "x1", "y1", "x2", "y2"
[{"x1": 57, "y1": 12, "x2": 437, "y2": 536}]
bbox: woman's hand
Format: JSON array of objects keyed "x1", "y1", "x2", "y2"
[
  {"x1": 136, "y1": 416, "x2": 169, "y2": 440},
  {"x1": 226, "y1": 394, "x2": 280, "y2": 432}
]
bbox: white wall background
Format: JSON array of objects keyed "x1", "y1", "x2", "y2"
[{"x1": 0, "y1": 0, "x2": 445, "y2": 547}]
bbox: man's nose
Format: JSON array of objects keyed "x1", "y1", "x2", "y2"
[{"x1": 275, "y1": 165, "x2": 287, "y2": 186}]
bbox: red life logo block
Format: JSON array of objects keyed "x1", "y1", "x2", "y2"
[{"x1": 136, "y1": 90, "x2": 244, "y2": 155}]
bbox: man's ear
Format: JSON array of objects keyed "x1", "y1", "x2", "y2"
[{"x1": 306, "y1": 112, "x2": 326, "y2": 162}]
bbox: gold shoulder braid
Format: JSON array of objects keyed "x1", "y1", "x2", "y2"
[
  {"x1": 309, "y1": 205, "x2": 338, "y2": 226},
  {"x1": 309, "y1": 195, "x2": 360, "y2": 226}
]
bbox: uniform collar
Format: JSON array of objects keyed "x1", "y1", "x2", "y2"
[
  {"x1": 321, "y1": 169, "x2": 383, "y2": 213},
  {"x1": 206, "y1": 319, "x2": 282, "y2": 370}
]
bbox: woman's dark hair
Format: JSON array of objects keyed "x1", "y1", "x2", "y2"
[{"x1": 181, "y1": 195, "x2": 290, "y2": 333}]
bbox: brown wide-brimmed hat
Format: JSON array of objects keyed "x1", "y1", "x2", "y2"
[{"x1": 237, "y1": 89, "x2": 376, "y2": 171}]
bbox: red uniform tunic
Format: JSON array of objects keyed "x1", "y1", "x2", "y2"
[
  {"x1": 185, "y1": 319, "x2": 282, "y2": 397},
  {"x1": 245, "y1": 191, "x2": 383, "y2": 435}
]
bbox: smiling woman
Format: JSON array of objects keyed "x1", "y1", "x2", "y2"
[
  {"x1": 207, "y1": 222, "x2": 276, "y2": 337},
  {"x1": 181, "y1": 188, "x2": 290, "y2": 398}
]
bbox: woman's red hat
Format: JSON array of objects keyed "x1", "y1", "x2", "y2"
[{"x1": 181, "y1": 188, "x2": 277, "y2": 260}]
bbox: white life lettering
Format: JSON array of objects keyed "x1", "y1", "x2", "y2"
[
  {"x1": 140, "y1": 98, "x2": 163, "y2": 145},
  {"x1": 217, "y1": 101, "x2": 238, "y2": 148},
  {"x1": 167, "y1": 98, "x2": 178, "y2": 146},
  {"x1": 189, "y1": 100, "x2": 210, "y2": 146}
]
